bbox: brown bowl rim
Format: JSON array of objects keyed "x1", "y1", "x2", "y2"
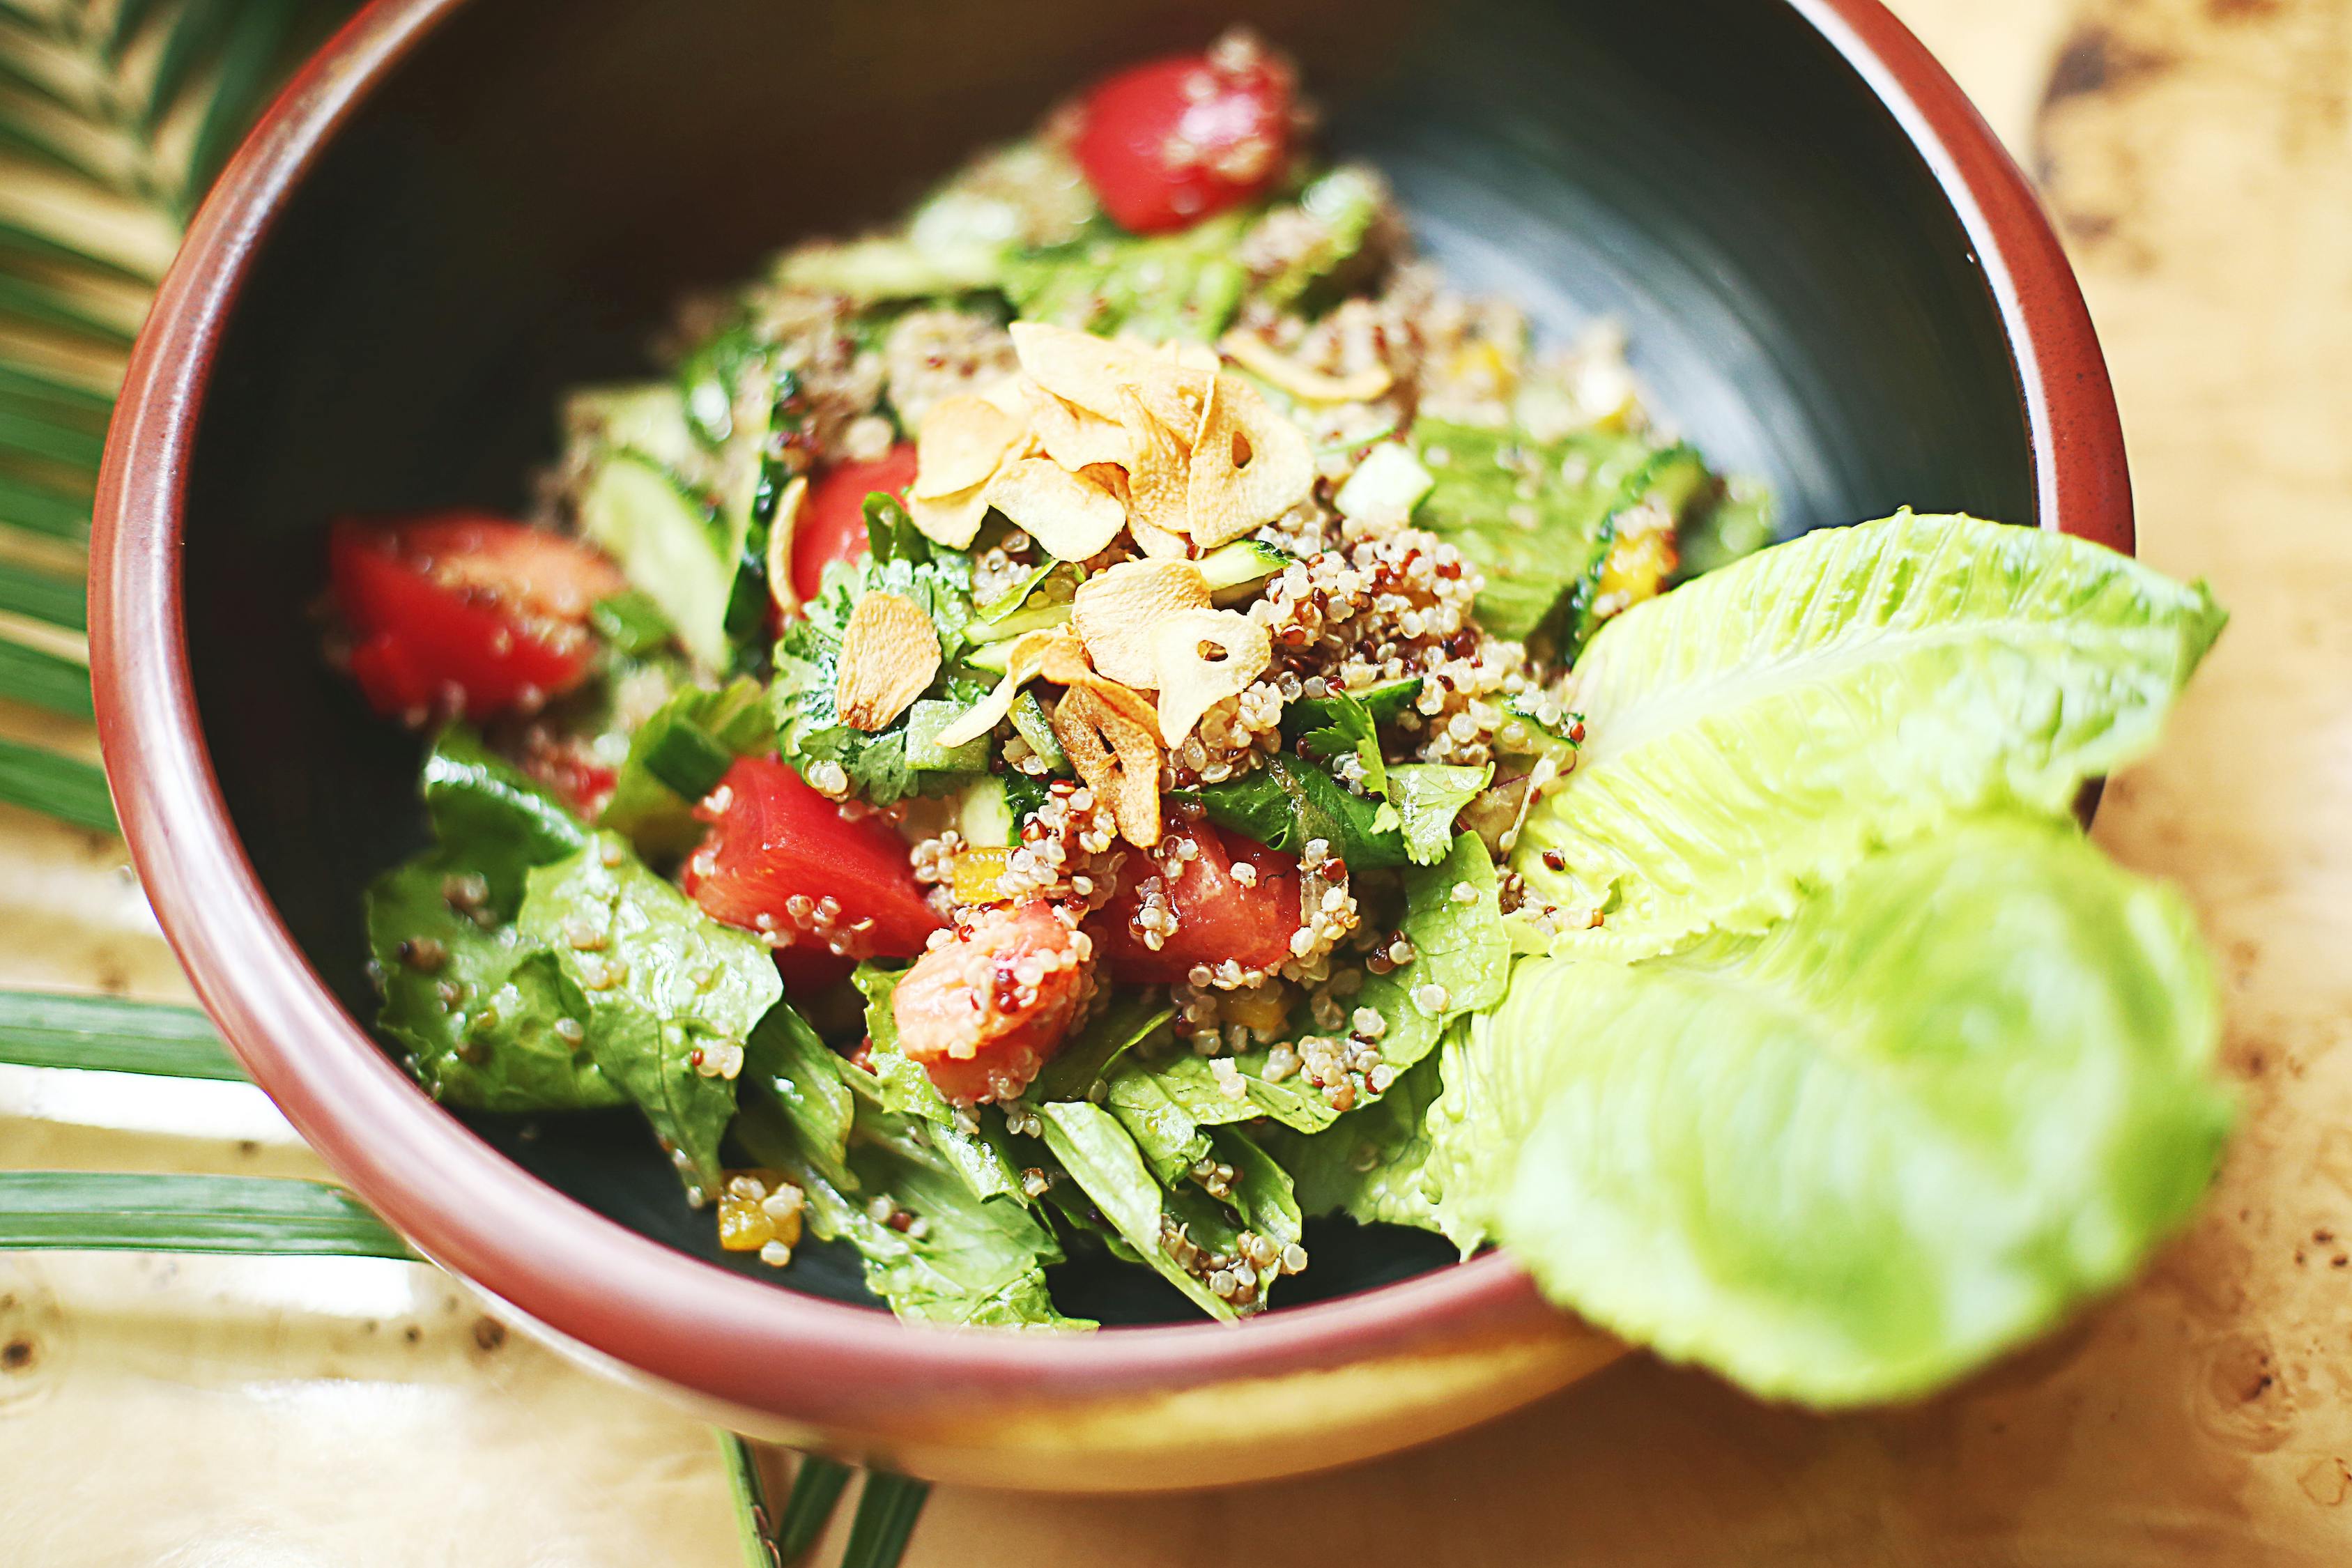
[{"x1": 88, "y1": 0, "x2": 2131, "y2": 1438}]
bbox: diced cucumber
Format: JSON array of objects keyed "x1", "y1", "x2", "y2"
[
  {"x1": 957, "y1": 775, "x2": 1015, "y2": 847},
  {"x1": 1498, "y1": 693, "x2": 1581, "y2": 762},
  {"x1": 774, "y1": 236, "x2": 1005, "y2": 302},
  {"x1": 1009, "y1": 689, "x2": 1066, "y2": 771},
  {"x1": 1194, "y1": 539, "x2": 1293, "y2": 599},
  {"x1": 589, "y1": 590, "x2": 675, "y2": 657},
  {"x1": 964, "y1": 641, "x2": 1013, "y2": 675},
  {"x1": 967, "y1": 599, "x2": 1073, "y2": 645},
  {"x1": 640, "y1": 714, "x2": 736, "y2": 801},
  {"x1": 1332, "y1": 442, "x2": 1434, "y2": 527},
  {"x1": 905, "y1": 698, "x2": 990, "y2": 774},
  {"x1": 578, "y1": 453, "x2": 736, "y2": 670},
  {"x1": 564, "y1": 383, "x2": 696, "y2": 471}
]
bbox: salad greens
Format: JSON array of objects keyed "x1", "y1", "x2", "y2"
[{"x1": 1429, "y1": 817, "x2": 2229, "y2": 1404}]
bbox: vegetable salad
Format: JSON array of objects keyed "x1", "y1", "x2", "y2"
[{"x1": 339, "y1": 31, "x2": 2231, "y2": 1401}]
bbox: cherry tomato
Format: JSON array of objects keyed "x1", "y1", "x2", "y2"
[
  {"x1": 892, "y1": 901, "x2": 1096, "y2": 1102},
  {"x1": 683, "y1": 757, "x2": 943, "y2": 969},
  {"x1": 329, "y1": 513, "x2": 624, "y2": 722},
  {"x1": 789, "y1": 445, "x2": 920, "y2": 605},
  {"x1": 1087, "y1": 820, "x2": 1303, "y2": 983},
  {"x1": 1073, "y1": 38, "x2": 1297, "y2": 234}
]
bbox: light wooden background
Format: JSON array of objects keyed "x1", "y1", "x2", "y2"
[{"x1": 5, "y1": 0, "x2": 2349, "y2": 1560}]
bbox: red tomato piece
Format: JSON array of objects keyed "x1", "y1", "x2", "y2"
[
  {"x1": 330, "y1": 513, "x2": 624, "y2": 722},
  {"x1": 683, "y1": 757, "x2": 943, "y2": 967},
  {"x1": 789, "y1": 445, "x2": 920, "y2": 605},
  {"x1": 892, "y1": 901, "x2": 1096, "y2": 1103},
  {"x1": 1087, "y1": 821, "x2": 1303, "y2": 983},
  {"x1": 1073, "y1": 36, "x2": 1297, "y2": 234}
]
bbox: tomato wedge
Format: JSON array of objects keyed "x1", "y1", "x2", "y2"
[
  {"x1": 330, "y1": 513, "x2": 624, "y2": 722},
  {"x1": 789, "y1": 445, "x2": 920, "y2": 605},
  {"x1": 1088, "y1": 820, "x2": 1304, "y2": 983},
  {"x1": 684, "y1": 756, "x2": 943, "y2": 965},
  {"x1": 893, "y1": 901, "x2": 1096, "y2": 1103},
  {"x1": 1073, "y1": 38, "x2": 1297, "y2": 234}
]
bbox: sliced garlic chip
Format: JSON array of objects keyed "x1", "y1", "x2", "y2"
[
  {"x1": 913, "y1": 393, "x2": 1024, "y2": 500},
  {"x1": 1151, "y1": 607, "x2": 1273, "y2": 746},
  {"x1": 1158, "y1": 339, "x2": 1223, "y2": 376},
  {"x1": 835, "y1": 591, "x2": 942, "y2": 731},
  {"x1": 1023, "y1": 379, "x2": 1136, "y2": 471},
  {"x1": 763, "y1": 473, "x2": 810, "y2": 617},
  {"x1": 1071, "y1": 559, "x2": 1212, "y2": 689},
  {"x1": 907, "y1": 482, "x2": 994, "y2": 549},
  {"x1": 1217, "y1": 328, "x2": 1395, "y2": 403},
  {"x1": 1187, "y1": 373, "x2": 1317, "y2": 548},
  {"x1": 1115, "y1": 386, "x2": 1195, "y2": 544},
  {"x1": 1052, "y1": 683, "x2": 1164, "y2": 849},
  {"x1": 933, "y1": 629, "x2": 1082, "y2": 749},
  {"x1": 1011, "y1": 321, "x2": 1208, "y2": 440},
  {"x1": 985, "y1": 457, "x2": 1126, "y2": 562}
]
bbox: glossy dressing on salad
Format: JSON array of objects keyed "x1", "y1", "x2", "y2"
[{"x1": 339, "y1": 31, "x2": 2231, "y2": 1403}]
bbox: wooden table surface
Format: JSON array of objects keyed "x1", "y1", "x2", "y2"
[{"x1": 6, "y1": 0, "x2": 2349, "y2": 1560}]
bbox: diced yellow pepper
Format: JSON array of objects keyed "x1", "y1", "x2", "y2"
[
  {"x1": 1597, "y1": 528, "x2": 1678, "y2": 608},
  {"x1": 718, "y1": 1194, "x2": 777, "y2": 1252},
  {"x1": 953, "y1": 846, "x2": 1012, "y2": 905}
]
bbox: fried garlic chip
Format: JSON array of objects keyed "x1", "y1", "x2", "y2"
[
  {"x1": 1023, "y1": 379, "x2": 1136, "y2": 472},
  {"x1": 1010, "y1": 322, "x2": 1208, "y2": 443},
  {"x1": 913, "y1": 393, "x2": 1024, "y2": 500},
  {"x1": 763, "y1": 473, "x2": 810, "y2": 617},
  {"x1": 1114, "y1": 385, "x2": 1195, "y2": 546},
  {"x1": 985, "y1": 456, "x2": 1127, "y2": 562},
  {"x1": 1151, "y1": 607, "x2": 1273, "y2": 746},
  {"x1": 835, "y1": 591, "x2": 941, "y2": 731},
  {"x1": 1217, "y1": 328, "x2": 1395, "y2": 403},
  {"x1": 1187, "y1": 373, "x2": 1316, "y2": 547},
  {"x1": 1072, "y1": 559, "x2": 1213, "y2": 689},
  {"x1": 1052, "y1": 682, "x2": 1164, "y2": 848},
  {"x1": 908, "y1": 482, "x2": 994, "y2": 549}
]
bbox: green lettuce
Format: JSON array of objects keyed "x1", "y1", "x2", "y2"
[
  {"x1": 1038, "y1": 1100, "x2": 1252, "y2": 1321},
  {"x1": 849, "y1": 963, "x2": 1027, "y2": 1204},
  {"x1": 1180, "y1": 752, "x2": 1411, "y2": 870},
  {"x1": 1273, "y1": 1049, "x2": 1446, "y2": 1227},
  {"x1": 1415, "y1": 422, "x2": 1703, "y2": 643},
  {"x1": 365, "y1": 730, "x2": 616, "y2": 1112},
  {"x1": 517, "y1": 831, "x2": 782, "y2": 1199},
  {"x1": 1514, "y1": 512, "x2": 2227, "y2": 960},
  {"x1": 1004, "y1": 213, "x2": 1252, "y2": 342},
  {"x1": 1350, "y1": 832, "x2": 1509, "y2": 1078},
  {"x1": 1424, "y1": 816, "x2": 2230, "y2": 1405}
]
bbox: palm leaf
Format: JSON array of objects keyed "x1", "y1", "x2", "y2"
[
  {"x1": 0, "y1": 1169, "x2": 410, "y2": 1254},
  {"x1": 0, "y1": 987, "x2": 239, "y2": 1077},
  {"x1": 0, "y1": 0, "x2": 360, "y2": 833},
  {"x1": 840, "y1": 1475, "x2": 931, "y2": 1568}
]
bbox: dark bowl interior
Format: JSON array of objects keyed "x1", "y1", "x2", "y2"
[{"x1": 183, "y1": 0, "x2": 2032, "y2": 1322}]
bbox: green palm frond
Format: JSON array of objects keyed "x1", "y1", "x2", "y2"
[{"x1": 0, "y1": 0, "x2": 351, "y2": 828}]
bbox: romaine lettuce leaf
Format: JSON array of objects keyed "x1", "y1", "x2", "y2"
[
  {"x1": 416, "y1": 725, "x2": 589, "y2": 916},
  {"x1": 1004, "y1": 212, "x2": 1252, "y2": 342},
  {"x1": 741, "y1": 999, "x2": 855, "y2": 1182},
  {"x1": 737, "y1": 1099, "x2": 1082, "y2": 1329},
  {"x1": 1038, "y1": 1100, "x2": 1248, "y2": 1321},
  {"x1": 1349, "y1": 831, "x2": 1509, "y2": 1077},
  {"x1": 1428, "y1": 817, "x2": 2231, "y2": 1406},
  {"x1": 517, "y1": 831, "x2": 782, "y2": 1199},
  {"x1": 1515, "y1": 512, "x2": 2228, "y2": 960},
  {"x1": 1271, "y1": 1048, "x2": 1445, "y2": 1228},
  {"x1": 1414, "y1": 421, "x2": 1682, "y2": 643}
]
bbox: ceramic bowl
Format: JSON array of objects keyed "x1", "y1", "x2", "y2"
[{"x1": 90, "y1": 0, "x2": 2128, "y2": 1489}]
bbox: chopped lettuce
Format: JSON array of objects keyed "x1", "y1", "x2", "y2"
[
  {"x1": 597, "y1": 677, "x2": 771, "y2": 860},
  {"x1": 1272, "y1": 1049, "x2": 1446, "y2": 1227},
  {"x1": 741, "y1": 1001, "x2": 855, "y2": 1180},
  {"x1": 738, "y1": 1098, "x2": 1080, "y2": 1328},
  {"x1": 850, "y1": 963, "x2": 1027, "y2": 1204},
  {"x1": 1513, "y1": 512, "x2": 2229, "y2": 960},
  {"x1": 516, "y1": 831, "x2": 782, "y2": 1199},
  {"x1": 1038, "y1": 1100, "x2": 1247, "y2": 1321},
  {"x1": 1415, "y1": 422, "x2": 1705, "y2": 646},
  {"x1": 1252, "y1": 165, "x2": 1388, "y2": 314},
  {"x1": 769, "y1": 498, "x2": 978, "y2": 803},
  {"x1": 366, "y1": 730, "x2": 617, "y2": 1112},
  {"x1": 1424, "y1": 816, "x2": 2231, "y2": 1405},
  {"x1": 1346, "y1": 832, "x2": 1510, "y2": 1080},
  {"x1": 1004, "y1": 212, "x2": 1252, "y2": 342}
]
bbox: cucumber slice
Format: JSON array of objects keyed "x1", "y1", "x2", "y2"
[
  {"x1": 1332, "y1": 441, "x2": 1434, "y2": 527},
  {"x1": 957, "y1": 776, "x2": 1015, "y2": 847},
  {"x1": 564, "y1": 383, "x2": 696, "y2": 471},
  {"x1": 1009, "y1": 689, "x2": 1066, "y2": 771},
  {"x1": 1194, "y1": 539, "x2": 1293, "y2": 599},
  {"x1": 1284, "y1": 676, "x2": 1423, "y2": 735},
  {"x1": 967, "y1": 599, "x2": 1073, "y2": 644},
  {"x1": 578, "y1": 453, "x2": 737, "y2": 670},
  {"x1": 905, "y1": 698, "x2": 990, "y2": 774}
]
